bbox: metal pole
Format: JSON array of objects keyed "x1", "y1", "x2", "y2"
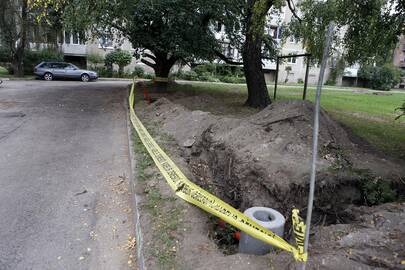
[
  {"x1": 301, "y1": 22, "x2": 334, "y2": 270},
  {"x1": 274, "y1": 57, "x2": 279, "y2": 100},
  {"x1": 303, "y1": 56, "x2": 310, "y2": 100}
]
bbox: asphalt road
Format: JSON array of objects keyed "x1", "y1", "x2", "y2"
[{"x1": 0, "y1": 80, "x2": 135, "y2": 270}]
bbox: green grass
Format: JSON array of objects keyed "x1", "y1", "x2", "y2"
[
  {"x1": 133, "y1": 128, "x2": 182, "y2": 269},
  {"x1": 0, "y1": 66, "x2": 8, "y2": 76},
  {"x1": 170, "y1": 81, "x2": 405, "y2": 159}
]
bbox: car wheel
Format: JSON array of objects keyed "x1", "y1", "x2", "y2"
[
  {"x1": 44, "y1": 73, "x2": 53, "y2": 81},
  {"x1": 81, "y1": 74, "x2": 90, "y2": 82}
]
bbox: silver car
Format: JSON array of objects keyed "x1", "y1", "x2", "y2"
[{"x1": 34, "y1": 62, "x2": 98, "y2": 82}]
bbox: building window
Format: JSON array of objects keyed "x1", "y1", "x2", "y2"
[
  {"x1": 65, "y1": 31, "x2": 71, "y2": 44},
  {"x1": 72, "y1": 32, "x2": 79, "y2": 45},
  {"x1": 286, "y1": 56, "x2": 297, "y2": 64},
  {"x1": 289, "y1": 36, "x2": 298, "y2": 43},
  {"x1": 269, "y1": 26, "x2": 281, "y2": 40},
  {"x1": 216, "y1": 22, "x2": 222, "y2": 32},
  {"x1": 99, "y1": 36, "x2": 114, "y2": 48}
]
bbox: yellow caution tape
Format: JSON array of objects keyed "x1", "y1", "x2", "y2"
[{"x1": 129, "y1": 80, "x2": 308, "y2": 262}]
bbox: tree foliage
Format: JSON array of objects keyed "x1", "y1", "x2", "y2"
[
  {"x1": 287, "y1": 0, "x2": 405, "y2": 65},
  {"x1": 31, "y1": 0, "x2": 229, "y2": 78},
  {"x1": 105, "y1": 49, "x2": 132, "y2": 76},
  {"x1": 358, "y1": 64, "x2": 401, "y2": 91}
]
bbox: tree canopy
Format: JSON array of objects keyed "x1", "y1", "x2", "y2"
[
  {"x1": 288, "y1": 0, "x2": 405, "y2": 65},
  {"x1": 28, "y1": 0, "x2": 405, "y2": 108}
]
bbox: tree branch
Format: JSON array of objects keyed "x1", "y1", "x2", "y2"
[
  {"x1": 143, "y1": 52, "x2": 156, "y2": 61},
  {"x1": 287, "y1": 0, "x2": 302, "y2": 23},
  {"x1": 214, "y1": 50, "x2": 243, "y2": 65},
  {"x1": 141, "y1": 58, "x2": 156, "y2": 68}
]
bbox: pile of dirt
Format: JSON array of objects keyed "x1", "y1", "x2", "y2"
[
  {"x1": 139, "y1": 98, "x2": 405, "y2": 223},
  {"x1": 135, "y1": 96, "x2": 405, "y2": 269}
]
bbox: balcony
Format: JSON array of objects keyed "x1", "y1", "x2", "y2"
[{"x1": 62, "y1": 43, "x2": 86, "y2": 56}]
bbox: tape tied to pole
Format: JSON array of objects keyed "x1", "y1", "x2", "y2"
[{"x1": 129, "y1": 80, "x2": 307, "y2": 262}]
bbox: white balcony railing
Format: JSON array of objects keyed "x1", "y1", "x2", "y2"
[{"x1": 62, "y1": 43, "x2": 86, "y2": 56}]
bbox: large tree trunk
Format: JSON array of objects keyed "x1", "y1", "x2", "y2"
[
  {"x1": 242, "y1": 0, "x2": 272, "y2": 108},
  {"x1": 141, "y1": 51, "x2": 177, "y2": 91},
  {"x1": 13, "y1": 0, "x2": 28, "y2": 77},
  {"x1": 153, "y1": 52, "x2": 176, "y2": 79}
]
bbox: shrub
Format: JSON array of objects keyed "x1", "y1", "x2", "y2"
[
  {"x1": 133, "y1": 66, "x2": 145, "y2": 78},
  {"x1": 24, "y1": 49, "x2": 64, "y2": 74},
  {"x1": 104, "y1": 49, "x2": 133, "y2": 77},
  {"x1": 87, "y1": 53, "x2": 104, "y2": 68},
  {"x1": 360, "y1": 176, "x2": 396, "y2": 205},
  {"x1": 358, "y1": 64, "x2": 401, "y2": 91},
  {"x1": 198, "y1": 72, "x2": 219, "y2": 82},
  {"x1": 219, "y1": 76, "x2": 246, "y2": 84},
  {"x1": 297, "y1": 78, "x2": 304, "y2": 84},
  {"x1": 143, "y1": 73, "x2": 155, "y2": 79},
  {"x1": 0, "y1": 47, "x2": 12, "y2": 63},
  {"x1": 175, "y1": 70, "x2": 198, "y2": 81},
  {"x1": 94, "y1": 66, "x2": 113, "y2": 77}
]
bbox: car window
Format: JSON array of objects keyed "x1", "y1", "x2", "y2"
[
  {"x1": 40, "y1": 63, "x2": 50, "y2": 68},
  {"x1": 65, "y1": 64, "x2": 76, "y2": 70},
  {"x1": 51, "y1": 63, "x2": 65, "y2": 69}
]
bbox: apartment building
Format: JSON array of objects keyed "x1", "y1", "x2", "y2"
[
  {"x1": 215, "y1": 6, "x2": 335, "y2": 85},
  {"x1": 393, "y1": 35, "x2": 405, "y2": 88}
]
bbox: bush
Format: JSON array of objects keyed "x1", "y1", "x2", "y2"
[
  {"x1": 87, "y1": 53, "x2": 104, "y2": 68},
  {"x1": 358, "y1": 64, "x2": 401, "y2": 91},
  {"x1": 105, "y1": 49, "x2": 133, "y2": 77},
  {"x1": 360, "y1": 176, "x2": 396, "y2": 205},
  {"x1": 175, "y1": 70, "x2": 198, "y2": 81},
  {"x1": 143, "y1": 73, "x2": 155, "y2": 79},
  {"x1": 94, "y1": 66, "x2": 113, "y2": 77},
  {"x1": 0, "y1": 47, "x2": 12, "y2": 63},
  {"x1": 219, "y1": 76, "x2": 246, "y2": 84},
  {"x1": 24, "y1": 49, "x2": 64, "y2": 74},
  {"x1": 297, "y1": 78, "x2": 304, "y2": 84},
  {"x1": 133, "y1": 66, "x2": 145, "y2": 78}
]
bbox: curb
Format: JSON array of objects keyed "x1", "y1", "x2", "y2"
[
  {"x1": 98, "y1": 78, "x2": 133, "y2": 81},
  {"x1": 124, "y1": 91, "x2": 146, "y2": 270}
]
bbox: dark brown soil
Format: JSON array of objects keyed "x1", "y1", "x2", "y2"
[{"x1": 134, "y1": 85, "x2": 405, "y2": 269}]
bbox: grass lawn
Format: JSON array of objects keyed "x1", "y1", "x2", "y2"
[
  {"x1": 168, "y1": 81, "x2": 405, "y2": 159},
  {"x1": 0, "y1": 66, "x2": 8, "y2": 76}
]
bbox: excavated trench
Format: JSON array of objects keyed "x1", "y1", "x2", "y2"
[{"x1": 139, "y1": 96, "x2": 405, "y2": 256}]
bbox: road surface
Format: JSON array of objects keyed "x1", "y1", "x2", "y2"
[{"x1": 0, "y1": 80, "x2": 135, "y2": 270}]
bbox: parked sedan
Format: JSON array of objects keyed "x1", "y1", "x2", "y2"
[{"x1": 34, "y1": 62, "x2": 98, "y2": 82}]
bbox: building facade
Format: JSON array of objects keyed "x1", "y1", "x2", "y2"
[{"x1": 393, "y1": 35, "x2": 405, "y2": 88}]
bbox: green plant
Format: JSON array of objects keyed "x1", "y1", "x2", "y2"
[
  {"x1": 0, "y1": 47, "x2": 12, "y2": 63},
  {"x1": 219, "y1": 76, "x2": 245, "y2": 84},
  {"x1": 87, "y1": 53, "x2": 104, "y2": 68},
  {"x1": 104, "y1": 49, "x2": 132, "y2": 77},
  {"x1": 23, "y1": 49, "x2": 63, "y2": 74},
  {"x1": 358, "y1": 64, "x2": 401, "y2": 91},
  {"x1": 133, "y1": 66, "x2": 145, "y2": 78},
  {"x1": 297, "y1": 78, "x2": 304, "y2": 84},
  {"x1": 326, "y1": 58, "x2": 345, "y2": 86},
  {"x1": 360, "y1": 176, "x2": 396, "y2": 205},
  {"x1": 143, "y1": 73, "x2": 155, "y2": 80},
  {"x1": 395, "y1": 101, "x2": 405, "y2": 120}
]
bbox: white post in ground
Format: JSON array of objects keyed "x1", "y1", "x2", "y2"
[{"x1": 301, "y1": 22, "x2": 334, "y2": 270}]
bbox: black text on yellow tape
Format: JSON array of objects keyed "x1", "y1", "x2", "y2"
[{"x1": 129, "y1": 81, "x2": 307, "y2": 262}]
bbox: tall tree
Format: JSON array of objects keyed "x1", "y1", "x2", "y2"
[
  {"x1": 0, "y1": 0, "x2": 29, "y2": 77},
  {"x1": 287, "y1": 0, "x2": 405, "y2": 66},
  {"x1": 31, "y1": 0, "x2": 225, "y2": 79}
]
